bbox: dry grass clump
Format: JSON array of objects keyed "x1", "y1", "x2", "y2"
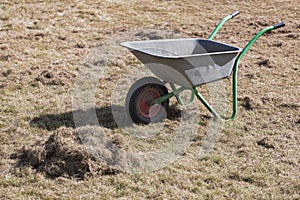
[{"x1": 15, "y1": 127, "x2": 109, "y2": 179}]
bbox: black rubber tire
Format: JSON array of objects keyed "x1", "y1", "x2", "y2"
[{"x1": 126, "y1": 77, "x2": 169, "y2": 124}]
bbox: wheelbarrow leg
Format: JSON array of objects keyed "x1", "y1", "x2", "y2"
[
  {"x1": 192, "y1": 87, "x2": 222, "y2": 120},
  {"x1": 170, "y1": 83, "x2": 185, "y2": 105}
]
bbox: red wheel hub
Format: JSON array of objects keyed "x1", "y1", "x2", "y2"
[{"x1": 138, "y1": 87, "x2": 161, "y2": 118}]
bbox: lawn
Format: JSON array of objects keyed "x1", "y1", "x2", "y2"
[{"x1": 0, "y1": 0, "x2": 299, "y2": 199}]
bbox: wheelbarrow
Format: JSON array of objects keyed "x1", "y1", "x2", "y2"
[{"x1": 121, "y1": 11, "x2": 285, "y2": 124}]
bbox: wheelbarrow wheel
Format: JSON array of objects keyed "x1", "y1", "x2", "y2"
[{"x1": 126, "y1": 77, "x2": 169, "y2": 124}]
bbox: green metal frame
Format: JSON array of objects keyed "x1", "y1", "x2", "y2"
[{"x1": 152, "y1": 12, "x2": 284, "y2": 121}]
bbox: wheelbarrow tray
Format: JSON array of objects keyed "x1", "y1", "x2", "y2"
[{"x1": 121, "y1": 38, "x2": 242, "y2": 87}]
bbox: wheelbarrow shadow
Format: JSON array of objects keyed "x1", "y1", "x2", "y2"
[{"x1": 29, "y1": 105, "x2": 182, "y2": 131}]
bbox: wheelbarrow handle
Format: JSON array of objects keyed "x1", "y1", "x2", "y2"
[
  {"x1": 208, "y1": 11, "x2": 240, "y2": 40},
  {"x1": 273, "y1": 22, "x2": 285, "y2": 29},
  {"x1": 236, "y1": 21, "x2": 285, "y2": 63},
  {"x1": 225, "y1": 21, "x2": 285, "y2": 120}
]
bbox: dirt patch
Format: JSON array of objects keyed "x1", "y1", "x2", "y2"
[
  {"x1": 257, "y1": 137, "x2": 275, "y2": 149},
  {"x1": 15, "y1": 127, "x2": 114, "y2": 179},
  {"x1": 242, "y1": 96, "x2": 253, "y2": 110},
  {"x1": 241, "y1": 96, "x2": 263, "y2": 111},
  {"x1": 256, "y1": 58, "x2": 272, "y2": 68},
  {"x1": 34, "y1": 68, "x2": 75, "y2": 86}
]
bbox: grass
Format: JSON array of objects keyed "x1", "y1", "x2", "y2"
[{"x1": 0, "y1": 0, "x2": 299, "y2": 199}]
